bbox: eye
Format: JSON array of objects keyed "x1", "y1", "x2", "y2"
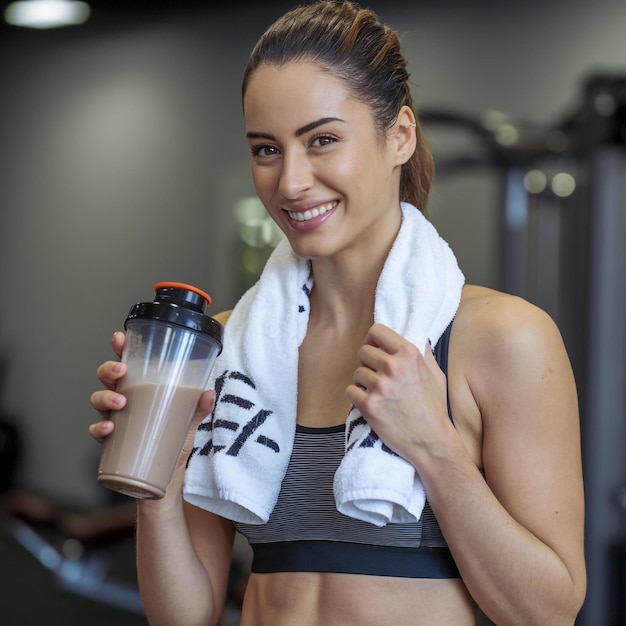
[
  {"x1": 310, "y1": 134, "x2": 338, "y2": 148},
  {"x1": 250, "y1": 143, "x2": 280, "y2": 158}
]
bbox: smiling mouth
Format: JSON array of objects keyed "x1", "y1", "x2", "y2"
[{"x1": 286, "y1": 202, "x2": 335, "y2": 222}]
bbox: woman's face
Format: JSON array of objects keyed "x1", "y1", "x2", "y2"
[{"x1": 243, "y1": 61, "x2": 405, "y2": 262}]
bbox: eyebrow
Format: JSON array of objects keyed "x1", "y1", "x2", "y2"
[{"x1": 246, "y1": 117, "x2": 345, "y2": 141}]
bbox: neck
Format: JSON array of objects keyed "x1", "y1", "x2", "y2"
[
  {"x1": 308, "y1": 233, "x2": 396, "y2": 331},
  {"x1": 305, "y1": 198, "x2": 403, "y2": 329}
]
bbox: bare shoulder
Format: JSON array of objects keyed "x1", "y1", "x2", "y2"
[
  {"x1": 453, "y1": 284, "x2": 566, "y2": 362},
  {"x1": 456, "y1": 284, "x2": 556, "y2": 330},
  {"x1": 445, "y1": 285, "x2": 567, "y2": 467},
  {"x1": 213, "y1": 310, "x2": 233, "y2": 325},
  {"x1": 451, "y1": 284, "x2": 577, "y2": 432}
]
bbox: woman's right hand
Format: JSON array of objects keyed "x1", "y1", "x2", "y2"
[
  {"x1": 89, "y1": 331, "x2": 127, "y2": 444},
  {"x1": 88, "y1": 331, "x2": 217, "y2": 460}
]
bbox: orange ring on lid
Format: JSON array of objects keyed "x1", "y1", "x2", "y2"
[{"x1": 154, "y1": 281, "x2": 212, "y2": 307}]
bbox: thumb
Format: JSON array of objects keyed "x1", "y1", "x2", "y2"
[
  {"x1": 423, "y1": 340, "x2": 442, "y2": 371},
  {"x1": 192, "y1": 389, "x2": 216, "y2": 429},
  {"x1": 178, "y1": 389, "x2": 216, "y2": 470}
]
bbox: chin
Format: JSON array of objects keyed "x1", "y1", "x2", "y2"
[{"x1": 287, "y1": 242, "x2": 334, "y2": 262}]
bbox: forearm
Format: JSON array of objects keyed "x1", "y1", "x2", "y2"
[
  {"x1": 417, "y1": 442, "x2": 584, "y2": 626},
  {"x1": 135, "y1": 470, "x2": 222, "y2": 626}
]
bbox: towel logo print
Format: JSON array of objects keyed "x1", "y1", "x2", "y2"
[
  {"x1": 190, "y1": 370, "x2": 280, "y2": 459},
  {"x1": 346, "y1": 414, "x2": 398, "y2": 457},
  {"x1": 298, "y1": 281, "x2": 311, "y2": 313}
]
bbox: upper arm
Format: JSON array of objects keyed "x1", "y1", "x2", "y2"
[{"x1": 466, "y1": 294, "x2": 585, "y2": 585}]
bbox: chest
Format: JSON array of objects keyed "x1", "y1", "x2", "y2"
[{"x1": 296, "y1": 332, "x2": 362, "y2": 427}]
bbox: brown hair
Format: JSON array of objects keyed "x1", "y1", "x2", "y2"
[{"x1": 242, "y1": 0, "x2": 434, "y2": 213}]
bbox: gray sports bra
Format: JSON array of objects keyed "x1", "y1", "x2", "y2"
[{"x1": 234, "y1": 323, "x2": 459, "y2": 578}]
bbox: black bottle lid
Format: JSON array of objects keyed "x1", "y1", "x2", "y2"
[{"x1": 124, "y1": 282, "x2": 223, "y2": 347}]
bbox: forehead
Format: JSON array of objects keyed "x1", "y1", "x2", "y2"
[{"x1": 243, "y1": 61, "x2": 370, "y2": 131}]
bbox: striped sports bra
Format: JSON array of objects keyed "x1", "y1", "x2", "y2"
[{"x1": 234, "y1": 323, "x2": 459, "y2": 579}]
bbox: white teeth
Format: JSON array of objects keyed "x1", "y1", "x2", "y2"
[{"x1": 288, "y1": 203, "x2": 333, "y2": 222}]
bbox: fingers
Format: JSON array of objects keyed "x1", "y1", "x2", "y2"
[
  {"x1": 96, "y1": 359, "x2": 127, "y2": 391},
  {"x1": 90, "y1": 386, "x2": 126, "y2": 428},
  {"x1": 89, "y1": 334, "x2": 125, "y2": 446},
  {"x1": 362, "y1": 323, "x2": 403, "y2": 351},
  {"x1": 90, "y1": 334, "x2": 127, "y2": 444},
  {"x1": 345, "y1": 381, "x2": 368, "y2": 408},
  {"x1": 91, "y1": 387, "x2": 126, "y2": 412},
  {"x1": 350, "y1": 330, "x2": 440, "y2": 402},
  {"x1": 361, "y1": 324, "x2": 426, "y2": 361},
  {"x1": 111, "y1": 331, "x2": 125, "y2": 358},
  {"x1": 88, "y1": 419, "x2": 114, "y2": 444},
  {"x1": 357, "y1": 326, "x2": 422, "y2": 375},
  {"x1": 351, "y1": 363, "x2": 378, "y2": 393}
]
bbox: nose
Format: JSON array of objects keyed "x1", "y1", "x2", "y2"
[{"x1": 278, "y1": 150, "x2": 313, "y2": 199}]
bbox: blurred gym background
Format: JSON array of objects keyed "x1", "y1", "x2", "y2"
[{"x1": 0, "y1": 1, "x2": 624, "y2": 624}]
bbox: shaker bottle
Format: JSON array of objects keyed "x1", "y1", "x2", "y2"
[{"x1": 97, "y1": 282, "x2": 223, "y2": 499}]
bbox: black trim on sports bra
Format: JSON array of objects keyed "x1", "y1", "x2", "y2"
[
  {"x1": 251, "y1": 541, "x2": 460, "y2": 578},
  {"x1": 434, "y1": 322, "x2": 453, "y2": 423}
]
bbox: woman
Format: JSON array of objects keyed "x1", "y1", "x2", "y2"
[{"x1": 90, "y1": 2, "x2": 586, "y2": 624}]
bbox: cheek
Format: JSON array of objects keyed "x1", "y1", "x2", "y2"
[
  {"x1": 315, "y1": 151, "x2": 359, "y2": 188},
  {"x1": 324, "y1": 151, "x2": 370, "y2": 194},
  {"x1": 336, "y1": 141, "x2": 372, "y2": 174}
]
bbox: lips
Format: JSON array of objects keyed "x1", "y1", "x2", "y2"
[{"x1": 286, "y1": 202, "x2": 335, "y2": 222}]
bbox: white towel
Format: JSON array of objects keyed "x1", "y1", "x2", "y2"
[{"x1": 184, "y1": 202, "x2": 464, "y2": 526}]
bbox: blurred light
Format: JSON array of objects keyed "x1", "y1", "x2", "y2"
[
  {"x1": 495, "y1": 124, "x2": 519, "y2": 146},
  {"x1": 482, "y1": 109, "x2": 509, "y2": 131},
  {"x1": 4, "y1": 0, "x2": 90, "y2": 29},
  {"x1": 39, "y1": 545, "x2": 62, "y2": 569},
  {"x1": 233, "y1": 196, "x2": 283, "y2": 248},
  {"x1": 234, "y1": 196, "x2": 267, "y2": 226},
  {"x1": 61, "y1": 538, "x2": 85, "y2": 560},
  {"x1": 524, "y1": 169, "x2": 548, "y2": 194},
  {"x1": 551, "y1": 172, "x2": 576, "y2": 198},
  {"x1": 593, "y1": 91, "x2": 617, "y2": 117}
]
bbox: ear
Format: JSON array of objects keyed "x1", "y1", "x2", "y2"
[{"x1": 392, "y1": 105, "x2": 417, "y2": 166}]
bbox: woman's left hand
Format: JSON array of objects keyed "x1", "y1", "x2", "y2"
[{"x1": 345, "y1": 323, "x2": 453, "y2": 463}]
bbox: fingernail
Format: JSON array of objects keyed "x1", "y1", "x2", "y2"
[{"x1": 111, "y1": 394, "x2": 125, "y2": 408}]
